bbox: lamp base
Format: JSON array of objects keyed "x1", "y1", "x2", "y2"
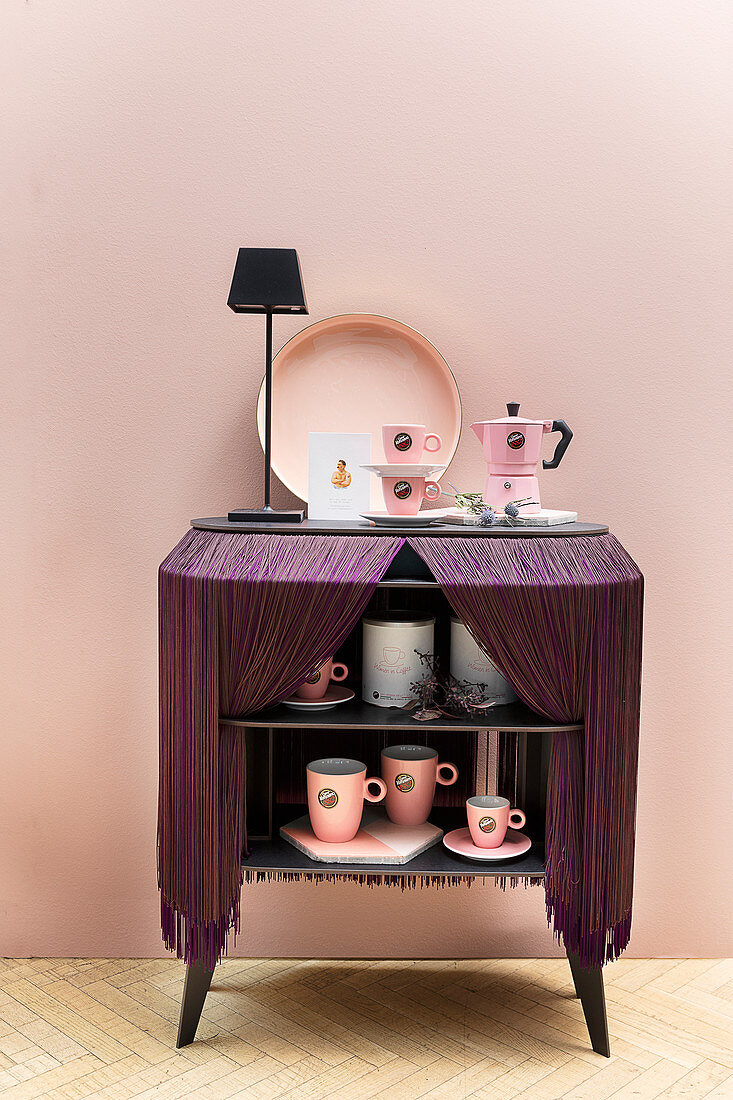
[{"x1": 227, "y1": 507, "x2": 304, "y2": 524}]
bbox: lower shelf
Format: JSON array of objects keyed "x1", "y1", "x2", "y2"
[{"x1": 243, "y1": 809, "x2": 546, "y2": 880}]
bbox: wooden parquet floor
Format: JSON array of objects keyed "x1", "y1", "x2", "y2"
[{"x1": 0, "y1": 958, "x2": 731, "y2": 1099}]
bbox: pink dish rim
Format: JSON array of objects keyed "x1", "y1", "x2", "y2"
[{"x1": 255, "y1": 313, "x2": 463, "y2": 503}]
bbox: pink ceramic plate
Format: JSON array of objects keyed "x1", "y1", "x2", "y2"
[
  {"x1": 256, "y1": 314, "x2": 462, "y2": 505},
  {"x1": 442, "y1": 827, "x2": 531, "y2": 862}
]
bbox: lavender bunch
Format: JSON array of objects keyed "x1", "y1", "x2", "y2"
[{"x1": 404, "y1": 651, "x2": 490, "y2": 721}]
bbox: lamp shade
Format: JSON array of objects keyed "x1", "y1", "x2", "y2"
[{"x1": 227, "y1": 248, "x2": 308, "y2": 314}]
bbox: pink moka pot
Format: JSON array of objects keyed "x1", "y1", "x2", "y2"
[{"x1": 471, "y1": 402, "x2": 572, "y2": 513}]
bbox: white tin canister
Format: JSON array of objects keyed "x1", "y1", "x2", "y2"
[
  {"x1": 450, "y1": 616, "x2": 517, "y2": 704},
  {"x1": 362, "y1": 612, "x2": 435, "y2": 707}
]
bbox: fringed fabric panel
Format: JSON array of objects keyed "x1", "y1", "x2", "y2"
[
  {"x1": 159, "y1": 529, "x2": 405, "y2": 967},
  {"x1": 408, "y1": 534, "x2": 643, "y2": 968}
]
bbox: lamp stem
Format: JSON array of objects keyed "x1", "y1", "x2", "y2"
[{"x1": 264, "y1": 309, "x2": 273, "y2": 509}]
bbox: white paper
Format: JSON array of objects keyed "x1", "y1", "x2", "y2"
[{"x1": 307, "y1": 433, "x2": 372, "y2": 520}]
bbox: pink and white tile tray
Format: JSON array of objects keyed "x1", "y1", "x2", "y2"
[{"x1": 280, "y1": 808, "x2": 443, "y2": 864}]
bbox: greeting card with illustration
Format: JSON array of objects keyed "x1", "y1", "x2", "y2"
[{"x1": 307, "y1": 432, "x2": 371, "y2": 519}]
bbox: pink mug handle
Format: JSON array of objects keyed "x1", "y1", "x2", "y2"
[
  {"x1": 423, "y1": 480, "x2": 441, "y2": 502},
  {"x1": 509, "y1": 808, "x2": 526, "y2": 829},
  {"x1": 364, "y1": 776, "x2": 387, "y2": 803},
  {"x1": 331, "y1": 662, "x2": 348, "y2": 682},
  {"x1": 436, "y1": 762, "x2": 458, "y2": 786},
  {"x1": 424, "y1": 433, "x2": 442, "y2": 453}
]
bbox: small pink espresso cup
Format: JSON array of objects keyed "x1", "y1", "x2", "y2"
[
  {"x1": 307, "y1": 758, "x2": 387, "y2": 843},
  {"x1": 382, "y1": 424, "x2": 442, "y2": 462},
  {"x1": 466, "y1": 795, "x2": 526, "y2": 849},
  {"x1": 295, "y1": 658, "x2": 348, "y2": 700},
  {"x1": 381, "y1": 476, "x2": 441, "y2": 516},
  {"x1": 381, "y1": 745, "x2": 458, "y2": 826}
]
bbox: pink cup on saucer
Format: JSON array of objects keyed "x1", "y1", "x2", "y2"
[
  {"x1": 307, "y1": 758, "x2": 387, "y2": 843},
  {"x1": 382, "y1": 476, "x2": 441, "y2": 516},
  {"x1": 295, "y1": 658, "x2": 348, "y2": 700},
  {"x1": 466, "y1": 796, "x2": 526, "y2": 849},
  {"x1": 382, "y1": 424, "x2": 442, "y2": 463}
]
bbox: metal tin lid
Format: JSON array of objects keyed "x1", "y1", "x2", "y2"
[{"x1": 362, "y1": 611, "x2": 436, "y2": 626}]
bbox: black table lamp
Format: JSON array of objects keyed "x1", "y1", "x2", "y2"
[{"x1": 227, "y1": 248, "x2": 308, "y2": 523}]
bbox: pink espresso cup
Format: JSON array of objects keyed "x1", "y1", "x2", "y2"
[
  {"x1": 381, "y1": 476, "x2": 441, "y2": 516},
  {"x1": 307, "y1": 758, "x2": 387, "y2": 843},
  {"x1": 466, "y1": 795, "x2": 526, "y2": 849},
  {"x1": 382, "y1": 424, "x2": 442, "y2": 463},
  {"x1": 381, "y1": 745, "x2": 458, "y2": 826},
  {"x1": 295, "y1": 658, "x2": 348, "y2": 700}
]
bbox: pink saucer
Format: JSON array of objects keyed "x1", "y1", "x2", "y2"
[{"x1": 442, "y1": 827, "x2": 531, "y2": 862}]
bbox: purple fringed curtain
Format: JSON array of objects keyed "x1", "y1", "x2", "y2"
[
  {"x1": 158, "y1": 528, "x2": 404, "y2": 968},
  {"x1": 408, "y1": 534, "x2": 643, "y2": 967}
]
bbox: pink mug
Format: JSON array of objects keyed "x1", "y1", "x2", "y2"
[
  {"x1": 307, "y1": 758, "x2": 387, "y2": 843},
  {"x1": 466, "y1": 795, "x2": 526, "y2": 849},
  {"x1": 381, "y1": 745, "x2": 458, "y2": 826},
  {"x1": 295, "y1": 658, "x2": 348, "y2": 700},
  {"x1": 381, "y1": 476, "x2": 441, "y2": 516},
  {"x1": 382, "y1": 423, "x2": 442, "y2": 463}
]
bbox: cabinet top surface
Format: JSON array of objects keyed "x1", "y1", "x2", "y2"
[{"x1": 191, "y1": 517, "x2": 609, "y2": 537}]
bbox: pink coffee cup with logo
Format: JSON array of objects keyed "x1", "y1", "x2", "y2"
[
  {"x1": 382, "y1": 476, "x2": 441, "y2": 516},
  {"x1": 382, "y1": 424, "x2": 442, "y2": 463},
  {"x1": 307, "y1": 758, "x2": 387, "y2": 843},
  {"x1": 466, "y1": 795, "x2": 526, "y2": 849},
  {"x1": 295, "y1": 658, "x2": 348, "y2": 700},
  {"x1": 381, "y1": 745, "x2": 458, "y2": 826}
]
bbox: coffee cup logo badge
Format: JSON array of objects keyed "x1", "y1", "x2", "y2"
[
  {"x1": 395, "y1": 773, "x2": 415, "y2": 793},
  {"x1": 318, "y1": 788, "x2": 338, "y2": 809},
  {"x1": 394, "y1": 480, "x2": 412, "y2": 499},
  {"x1": 479, "y1": 815, "x2": 496, "y2": 833},
  {"x1": 507, "y1": 431, "x2": 525, "y2": 450},
  {"x1": 394, "y1": 432, "x2": 412, "y2": 452},
  {"x1": 305, "y1": 669, "x2": 322, "y2": 685}
]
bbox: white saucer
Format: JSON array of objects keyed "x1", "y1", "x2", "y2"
[
  {"x1": 360, "y1": 463, "x2": 446, "y2": 478},
  {"x1": 361, "y1": 510, "x2": 448, "y2": 528},
  {"x1": 282, "y1": 685, "x2": 355, "y2": 711},
  {"x1": 442, "y1": 827, "x2": 531, "y2": 862}
]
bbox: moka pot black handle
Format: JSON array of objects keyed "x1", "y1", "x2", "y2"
[{"x1": 543, "y1": 420, "x2": 573, "y2": 470}]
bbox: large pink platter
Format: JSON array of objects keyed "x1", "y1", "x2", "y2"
[{"x1": 256, "y1": 314, "x2": 462, "y2": 505}]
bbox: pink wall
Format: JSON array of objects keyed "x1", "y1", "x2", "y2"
[{"x1": 2, "y1": 2, "x2": 731, "y2": 960}]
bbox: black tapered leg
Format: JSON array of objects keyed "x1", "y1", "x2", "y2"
[
  {"x1": 567, "y1": 952, "x2": 611, "y2": 1057},
  {"x1": 176, "y1": 961, "x2": 215, "y2": 1048}
]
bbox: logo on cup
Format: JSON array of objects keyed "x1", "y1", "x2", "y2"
[
  {"x1": 318, "y1": 788, "x2": 338, "y2": 809},
  {"x1": 507, "y1": 431, "x2": 525, "y2": 450},
  {"x1": 394, "y1": 432, "x2": 412, "y2": 452},
  {"x1": 395, "y1": 773, "x2": 415, "y2": 793},
  {"x1": 394, "y1": 480, "x2": 412, "y2": 499},
  {"x1": 479, "y1": 815, "x2": 496, "y2": 833},
  {"x1": 305, "y1": 669, "x2": 321, "y2": 684}
]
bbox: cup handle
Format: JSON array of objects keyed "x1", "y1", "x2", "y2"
[
  {"x1": 424, "y1": 480, "x2": 441, "y2": 501},
  {"x1": 424, "y1": 433, "x2": 442, "y2": 453},
  {"x1": 331, "y1": 663, "x2": 348, "y2": 682},
  {"x1": 509, "y1": 809, "x2": 526, "y2": 830},
  {"x1": 398, "y1": 649, "x2": 405, "y2": 660},
  {"x1": 436, "y1": 762, "x2": 459, "y2": 786},
  {"x1": 364, "y1": 777, "x2": 387, "y2": 803}
]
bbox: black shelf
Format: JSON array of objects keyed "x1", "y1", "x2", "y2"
[
  {"x1": 225, "y1": 698, "x2": 580, "y2": 733},
  {"x1": 192, "y1": 517, "x2": 608, "y2": 538},
  {"x1": 243, "y1": 809, "x2": 545, "y2": 879}
]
